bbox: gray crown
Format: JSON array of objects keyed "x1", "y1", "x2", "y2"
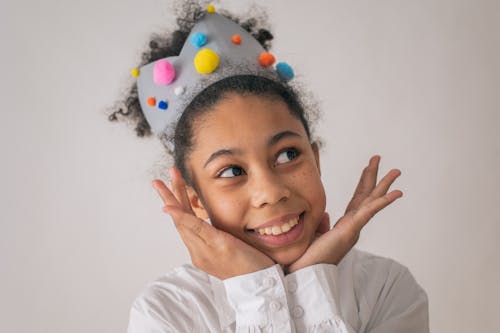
[{"x1": 136, "y1": 11, "x2": 289, "y2": 135}]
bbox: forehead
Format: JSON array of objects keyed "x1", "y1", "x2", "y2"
[{"x1": 192, "y1": 94, "x2": 306, "y2": 147}]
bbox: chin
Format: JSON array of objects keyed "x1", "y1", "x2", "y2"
[{"x1": 269, "y1": 243, "x2": 308, "y2": 266}]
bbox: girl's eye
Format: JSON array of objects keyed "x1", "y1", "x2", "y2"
[
  {"x1": 218, "y1": 166, "x2": 246, "y2": 178},
  {"x1": 276, "y1": 148, "x2": 300, "y2": 165}
]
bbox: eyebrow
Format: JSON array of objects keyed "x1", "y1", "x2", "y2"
[
  {"x1": 203, "y1": 130, "x2": 302, "y2": 168},
  {"x1": 268, "y1": 130, "x2": 301, "y2": 146}
]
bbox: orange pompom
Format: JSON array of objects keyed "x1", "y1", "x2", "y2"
[
  {"x1": 258, "y1": 52, "x2": 275, "y2": 67},
  {"x1": 147, "y1": 97, "x2": 156, "y2": 107},
  {"x1": 232, "y1": 34, "x2": 242, "y2": 45}
]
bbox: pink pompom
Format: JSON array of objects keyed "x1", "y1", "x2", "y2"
[{"x1": 153, "y1": 59, "x2": 176, "y2": 85}]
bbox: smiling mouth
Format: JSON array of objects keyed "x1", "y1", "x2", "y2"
[{"x1": 246, "y1": 212, "x2": 304, "y2": 236}]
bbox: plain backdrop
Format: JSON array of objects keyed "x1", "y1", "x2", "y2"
[{"x1": 1, "y1": 0, "x2": 499, "y2": 332}]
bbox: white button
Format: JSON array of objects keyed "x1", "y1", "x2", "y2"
[
  {"x1": 263, "y1": 276, "x2": 275, "y2": 288},
  {"x1": 287, "y1": 280, "x2": 297, "y2": 293},
  {"x1": 269, "y1": 301, "x2": 281, "y2": 312},
  {"x1": 292, "y1": 305, "x2": 304, "y2": 318}
]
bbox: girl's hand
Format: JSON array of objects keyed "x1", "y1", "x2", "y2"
[
  {"x1": 152, "y1": 168, "x2": 275, "y2": 280},
  {"x1": 287, "y1": 155, "x2": 403, "y2": 273}
]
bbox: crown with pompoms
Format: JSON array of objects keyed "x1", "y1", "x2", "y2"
[{"x1": 132, "y1": 5, "x2": 295, "y2": 135}]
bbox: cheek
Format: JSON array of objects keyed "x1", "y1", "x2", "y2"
[
  {"x1": 206, "y1": 194, "x2": 247, "y2": 230},
  {"x1": 292, "y1": 163, "x2": 327, "y2": 215},
  {"x1": 296, "y1": 164, "x2": 325, "y2": 195}
]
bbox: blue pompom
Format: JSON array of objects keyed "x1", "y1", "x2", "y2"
[
  {"x1": 158, "y1": 100, "x2": 168, "y2": 110},
  {"x1": 190, "y1": 32, "x2": 207, "y2": 48},
  {"x1": 276, "y1": 62, "x2": 294, "y2": 81}
]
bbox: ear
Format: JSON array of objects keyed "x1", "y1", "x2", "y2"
[
  {"x1": 186, "y1": 186, "x2": 209, "y2": 219},
  {"x1": 311, "y1": 141, "x2": 321, "y2": 175}
]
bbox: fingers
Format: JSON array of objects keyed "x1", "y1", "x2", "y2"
[
  {"x1": 152, "y1": 173, "x2": 214, "y2": 244},
  {"x1": 162, "y1": 204, "x2": 212, "y2": 245},
  {"x1": 364, "y1": 155, "x2": 380, "y2": 190},
  {"x1": 160, "y1": 204, "x2": 208, "y2": 254},
  {"x1": 369, "y1": 168, "x2": 401, "y2": 200},
  {"x1": 353, "y1": 190, "x2": 403, "y2": 228},
  {"x1": 169, "y1": 168, "x2": 194, "y2": 214},
  {"x1": 343, "y1": 155, "x2": 404, "y2": 230},
  {"x1": 152, "y1": 178, "x2": 181, "y2": 208},
  {"x1": 152, "y1": 167, "x2": 193, "y2": 214},
  {"x1": 345, "y1": 155, "x2": 380, "y2": 213}
]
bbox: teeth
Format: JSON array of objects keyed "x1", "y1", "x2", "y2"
[
  {"x1": 281, "y1": 223, "x2": 291, "y2": 233},
  {"x1": 272, "y1": 226, "x2": 281, "y2": 235},
  {"x1": 256, "y1": 216, "x2": 300, "y2": 236}
]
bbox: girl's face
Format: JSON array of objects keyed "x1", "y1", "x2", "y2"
[{"x1": 186, "y1": 93, "x2": 326, "y2": 265}]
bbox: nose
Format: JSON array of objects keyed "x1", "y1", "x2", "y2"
[{"x1": 249, "y1": 170, "x2": 290, "y2": 208}]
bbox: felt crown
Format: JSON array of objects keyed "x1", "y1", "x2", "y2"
[{"x1": 134, "y1": 6, "x2": 295, "y2": 135}]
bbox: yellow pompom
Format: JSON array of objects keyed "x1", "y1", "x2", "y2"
[
  {"x1": 131, "y1": 68, "x2": 140, "y2": 77},
  {"x1": 194, "y1": 48, "x2": 219, "y2": 74},
  {"x1": 207, "y1": 5, "x2": 215, "y2": 13}
]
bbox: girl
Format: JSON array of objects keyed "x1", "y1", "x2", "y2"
[{"x1": 110, "y1": 2, "x2": 429, "y2": 332}]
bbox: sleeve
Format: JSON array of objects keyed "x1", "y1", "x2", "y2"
[
  {"x1": 285, "y1": 264, "x2": 350, "y2": 333},
  {"x1": 127, "y1": 287, "x2": 194, "y2": 333},
  {"x1": 223, "y1": 263, "x2": 350, "y2": 333},
  {"x1": 223, "y1": 264, "x2": 294, "y2": 332},
  {"x1": 363, "y1": 263, "x2": 429, "y2": 333}
]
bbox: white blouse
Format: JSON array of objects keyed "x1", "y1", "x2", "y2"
[{"x1": 127, "y1": 248, "x2": 429, "y2": 332}]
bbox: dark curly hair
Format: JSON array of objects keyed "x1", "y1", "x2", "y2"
[{"x1": 109, "y1": 1, "x2": 320, "y2": 184}]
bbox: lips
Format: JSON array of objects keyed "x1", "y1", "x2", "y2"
[
  {"x1": 248, "y1": 212, "x2": 304, "y2": 230},
  {"x1": 255, "y1": 215, "x2": 299, "y2": 235},
  {"x1": 246, "y1": 212, "x2": 306, "y2": 247}
]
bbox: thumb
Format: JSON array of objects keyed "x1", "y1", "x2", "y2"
[{"x1": 316, "y1": 212, "x2": 331, "y2": 235}]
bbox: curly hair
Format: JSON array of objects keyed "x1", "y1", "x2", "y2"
[
  {"x1": 109, "y1": 1, "x2": 275, "y2": 137},
  {"x1": 109, "y1": 1, "x2": 321, "y2": 183}
]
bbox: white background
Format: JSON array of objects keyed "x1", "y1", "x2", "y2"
[{"x1": 1, "y1": 0, "x2": 499, "y2": 332}]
